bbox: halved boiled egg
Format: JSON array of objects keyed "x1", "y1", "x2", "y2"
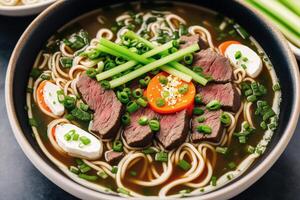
[
  {"x1": 54, "y1": 123, "x2": 103, "y2": 160},
  {"x1": 225, "y1": 44, "x2": 262, "y2": 78},
  {"x1": 37, "y1": 81, "x2": 65, "y2": 116}
]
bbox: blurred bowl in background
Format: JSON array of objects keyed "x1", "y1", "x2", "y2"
[{"x1": 0, "y1": 0, "x2": 55, "y2": 16}]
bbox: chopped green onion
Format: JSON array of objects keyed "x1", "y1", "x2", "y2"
[
  {"x1": 247, "y1": 95, "x2": 257, "y2": 102},
  {"x1": 196, "y1": 125, "x2": 212, "y2": 134},
  {"x1": 79, "y1": 103, "x2": 89, "y2": 111},
  {"x1": 30, "y1": 68, "x2": 42, "y2": 79},
  {"x1": 246, "y1": 145, "x2": 255, "y2": 154},
  {"x1": 69, "y1": 166, "x2": 79, "y2": 174},
  {"x1": 80, "y1": 136, "x2": 91, "y2": 145},
  {"x1": 193, "y1": 107, "x2": 204, "y2": 115},
  {"x1": 79, "y1": 164, "x2": 91, "y2": 173},
  {"x1": 113, "y1": 140, "x2": 123, "y2": 152},
  {"x1": 130, "y1": 171, "x2": 137, "y2": 177},
  {"x1": 126, "y1": 101, "x2": 139, "y2": 113},
  {"x1": 138, "y1": 116, "x2": 149, "y2": 126},
  {"x1": 178, "y1": 83, "x2": 189, "y2": 94},
  {"x1": 117, "y1": 91, "x2": 130, "y2": 104},
  {"x1": 179, "y1": 189, "x2": 191, "y2": 195},
  {"x1": 139, "y1": 76, "x2": 151, "y2": 88},
  {"x1": 238, "y1": 136, "x2": 247, "y2": 144},
  {"x1": 60, "y1": 57, "x2": 73, "y2": 68},
  {"x1": 40, "y1": 74, "x2": 50, "y2": 80},
  {"x1": 132, "y1": 88, "x2": 143, "y2": 98},
  {"x1": 206, "y1": 100, "x2": 221, "y2": 110},
  {"x1": 97, "y1": 171, "x2": 108, "y2": 179},
  {"x1": 272, "y1": 83, "x2": 281, "y2": 91},
  {"x1": 260, "y1": 121, "x2": 267, "y2": 130},
  {"x1": 155, "y1": 151, "x2": 168, "y2": 162},
  {"x1": 220, "y1": 113, "x2": 231, "y2": 126},
  {"x1": 29, "y1": 118, "x2": 38, "y2": 127},
  {"x1": 75, "y1": 158, "x2": 84, "y2": 165},
  {"x1": 149, "y1": 119, "x2": 160, "y2": 131},
  {"x1": 234, "y1": 50, "x2": 242, "y2": 59},
  {"x1": 63, "y1": 96, "x2": 76, "y2": 110},
  {"x1": 177, "y1": 159, "x2": 191, "y2": 171},
  {"x1": 158, "y1": 75, "x2": 168, "y2": 85},
  {"x1": 122, "y1": 87, "x2": 131, "y2": 96},
  {"x1": 73, "y1": 133, "x2": 79, "y2": 141},
  {"x1": 115, "y1": 57, "x2": 126, "y2": 65},
  {"x1": 121, "y1": 113, "x2": 131, "y2": 125},
  {"x1": 64, "y1": 133, "x2": 71, "y2": 141},
  {"x1": 142, "y1": 147, "x2": 157, "y2": 154},
  {"x1": 78, "y1": 173, "x2": 98, "y2": 181},
  {"x1": 86, "y1": 68, "x2": 97, "y2": 78},
  {"x1": 183, "y1": 54, "x2": 193, "y2": 65},
  {"x1": 162, "y1": 91, "x2": 170, "y2": 98},
  {"x1": 216, "y1": 146, "x2": 228, "y2": 155},
  {"x1": 211, "y1": 176, "x2": 217, "y2": 186},
  {"x1": 155, "y1": 98, "x2": 165, "y2": 107},
  {"x1": 70, "y1": 108, "x2": 91, "y2": 121},
  {"x1": 241, "y1": 64, "x2": 247, "y2": 69},
  {"x1": 117, "y1": 187, "x2": 130, "y2": 195},
  {"x1": 194, "y1": 94, "x2": 202, "y2": 104},
  {"x1": 111, "y1": 166, "x2": 118, "y2": 174},
  {"x1": 197, "y1": 116, "x2": 206, "y2": 123},
  {"x1": 263, "y1": 109, "x2": 275, "y2": 121},
  {"x1": 228, "y1": 162, "x2": 236, "y2": 169},
  {"x1": 136, "y1": 97, "x2": 148, "y2": 107},
  {"x1": 100, "y1": 80, "x2": 111, "y2": 90}
]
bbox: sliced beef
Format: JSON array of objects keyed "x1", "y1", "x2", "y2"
[
  {"x1": 104, "y1": 150, "x2": 124, "y2": 165},
  {"x1": 77, "y1": 75, "x2": 123, "y2": 139},
  {"x1": 198, "y1": 83, "x2": 241, "y2": 112},
  {"x1": 179, "y1": 35, "x2": 208, "y2": 49},
  {"x1": 191, "y1": 108, "x2": 223, "y2": 143},
  {"x1": 156, "y1": 110, "x2": 189, "y2": 150},
  {"x1": 123, "y1": 108, "x2": 159, "y2": 147},
  {"x1": 193, "y1": 49, "x2": 233, "y2": 82}
]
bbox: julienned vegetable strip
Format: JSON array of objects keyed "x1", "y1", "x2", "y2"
[
  {"x1": 109, "y1": 43, "x2": 200, "y2": 88},
  {"x1": 246, "y1": 0, "x2": 300, "y2": 36},
  {"x1": 124, "y1": 31, "x2": 208, "y2": 85},
  {"x1": 245, "y1": 0, "x2": 300, "y2": 47},
  {"x1": 279, "y1": 0, "x2": 300, "y2": 17},
  {"x1": 96, "y1": 41, "x2": 173, "y2": 81},
  {"x1": 99, "y1": 38, "x2": 192, "y2": 82}
]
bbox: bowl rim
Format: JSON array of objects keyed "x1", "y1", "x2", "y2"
[
  {"x1": 0, "y1": 0, "x2": 55, "y2": 11},
  {"x1": 5, "y1": 0, "x2": 300, "y2": 199}
]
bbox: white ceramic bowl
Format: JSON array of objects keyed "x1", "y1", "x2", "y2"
[{"x1": 0, "y1": 0, "x2": 55, "y2": 16}]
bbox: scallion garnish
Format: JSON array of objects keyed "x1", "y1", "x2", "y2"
[
  {"x1": 149, "y1": 119, "x2": 160, "y2": 132},
  {"x1": 216, "y1": 146, "x2": 228, "y2": 155},
  {"x1": 155, "y1": 98, "x2": 165, "y2": 107},
  {"x1": 78, "y1": 173, "x2": 98, "y2": 181},
  {"x1": 206, "y1": 100, "x2": 221, "y2": 110},
  {"x1": 196, "y1": 125, "x2": 212, "y2": 134},
  {"x1": 112, "y1": 140, "x2": 123, "y2": 152},
  {"x1": 177, "y1": 159, "x2": 191, "y2": 171},
  {"x1": 138, "y1": 116, "x2": 149, "y2": 126},
  {"x1": 155, "y1": 151, "x2": 168, "y2": 162}
]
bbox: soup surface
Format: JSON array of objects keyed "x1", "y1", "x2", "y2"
[{"x1": 26, "y1": 2, "x2": 281, "y2": 197}]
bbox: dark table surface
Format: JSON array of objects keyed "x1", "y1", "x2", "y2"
[{"x1": 0, "y1": 15, "x2": 300, "y2": 200}]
